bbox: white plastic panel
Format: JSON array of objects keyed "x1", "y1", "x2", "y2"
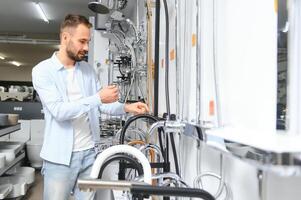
[
  {"x1": 212, "y1": 0, "x2": 277, "y2": 132},
  {"x1": 88, "y1": 24, "x2": 110, "y2": 87},
  {"x1": 30, "y1": 119, "x2": 45, "y2": 142},
  {"x1": 9, "y1": 120, "x2": 30, "y2": 142}
]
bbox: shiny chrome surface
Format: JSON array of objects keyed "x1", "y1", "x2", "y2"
[
  {"x1": 148, "y1": 121, "x2": 185, "y2": 138},
  {"x1": 78, "y1": 179, "x2": 146, "y2": 191},
  {"x1": 206, "y1": 137, "x2": 301, "y2": 176},
  {"x1": 149, "y1": 120, "x2": 301, "y2": 176}
]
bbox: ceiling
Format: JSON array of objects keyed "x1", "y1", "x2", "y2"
[{"x1": 0, "y1": 0, "x2": 94, "y2": 69}]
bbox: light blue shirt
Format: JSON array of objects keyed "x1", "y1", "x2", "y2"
[{"x1": 32, "y1": 53, "x2": 125, "y2": 165}]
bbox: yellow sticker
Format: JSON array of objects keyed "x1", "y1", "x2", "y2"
[
  {"x1": 170, "y1": 49, "x2": 175, "y2": 61},
  {"x1": 192, "y1": 34, "x2": 197, "y2": 47}
]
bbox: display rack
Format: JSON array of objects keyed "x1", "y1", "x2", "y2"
[
  {"x1": 0, "y1": 151, "x2": 25, "y2": 176},
  {"x1": 0, "y1": 123, "x2": 25, "y2": 199},
  {"x1": 0, "y1": 124, "x2": 21, "y2": 137}
]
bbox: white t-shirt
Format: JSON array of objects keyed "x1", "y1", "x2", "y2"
[{"x1": 66, "y1": 67, "x2": 94, "y2": 152}]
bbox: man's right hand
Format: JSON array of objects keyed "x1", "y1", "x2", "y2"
[{"x1": 99, "y1": 85, "x2": 119, "y2": 103}]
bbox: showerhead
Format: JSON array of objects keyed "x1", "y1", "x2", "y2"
[{"x1": 88, "y1": 1, "x2": 110, "y2": 14}]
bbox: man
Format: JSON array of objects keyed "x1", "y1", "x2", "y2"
[{"x1": 32, "y1": 14, "x2": 149, "y2": 200}]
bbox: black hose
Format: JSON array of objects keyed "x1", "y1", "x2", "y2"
[
  {"x1": 195, "y1": 125, "x2": 204, "y2": 141},
  {"x1": 169, "y1": 133, "x2": 180, "y2": 175},
  {"x1": 119, "y1": 114, "x2": 158, "y2": 144},
  {"x1": 165, "y1": 134, "x2": 170, "y2": 173},
  {"x1": 131, "y1": 184, "x2": 215, "y2": 200},
  {"x1": 158, "y1": 128, "x2": 166, "y2": 161},
  {"x1": 154, "y1": 0, "x2": 160, "y2": 117},
  {"x1": 98, "y1": 153, "x2": 144, "y2": 179},
  {"x1": 160, "y1": 0, "x2": 180, "y2": 178}
]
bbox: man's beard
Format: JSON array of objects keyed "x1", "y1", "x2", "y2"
[{"x1": 66, "y1": 41, "x2": 87, "y2": 62}]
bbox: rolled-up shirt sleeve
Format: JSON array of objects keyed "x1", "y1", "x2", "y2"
[
  {"x1": 32, "y1": 67, "x2": 102, "y2": 122},
  {"x1": 99, "y1": 101, "x2": 126, "y2": 115}
]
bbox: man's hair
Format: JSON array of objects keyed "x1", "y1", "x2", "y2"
[{"x1": 60, "y1": 14, "x2": 92, "y2": 34}]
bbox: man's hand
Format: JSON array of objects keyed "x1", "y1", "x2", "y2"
[
  {"x1": 99, "y1": 85, "x2": 119, "y2": 103},
  {"x1": 124, "y1": 102, "x2": 149, "y2": 115}
]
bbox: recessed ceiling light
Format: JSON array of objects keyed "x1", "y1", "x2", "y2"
[
  {"x1": 34, "y1": 2, "x2": 49, "y2": 23},
  {"x1": 10, "y1": 61, "x2": 21, "y2": 67}
]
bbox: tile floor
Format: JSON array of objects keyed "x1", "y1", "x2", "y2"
[{"x1": 23, "y1": 171, "x2": 43, "y2": 200}]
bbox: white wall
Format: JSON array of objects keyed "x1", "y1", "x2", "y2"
[{"x1": 214, "y1": 0, "x2": 277, "y2": 132}]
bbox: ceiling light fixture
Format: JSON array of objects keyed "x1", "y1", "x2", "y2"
[
  {"x1": 34, "y1": 2, "x2": 49, "y2": 23},
  {"x1": 0, "y1": 55, "x2": 5, "y2": 60},
  {"x1": 10, "y1": 61, "x2": 21, "y2": 67}
]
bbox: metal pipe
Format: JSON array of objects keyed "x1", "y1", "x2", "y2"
[
  {"x1": 148, "y1": 121, "x2": 185, "y2": 138},
  {"x1": 148, "y1": 121, "x2": 166, "y2": 138},
  {"x1": 139, "y1": 143, "x2": 163, "y2": 163},
  {"x1": 78, "y1": 179, "x2": 139, "y2": 191}
]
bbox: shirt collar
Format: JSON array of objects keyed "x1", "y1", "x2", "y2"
[
  {"x1": 51, "y1": 52, "x2": 65, "y2": 71},
  {"x1": 51, "y1": 52, "x2": 80, "y2": 71}
]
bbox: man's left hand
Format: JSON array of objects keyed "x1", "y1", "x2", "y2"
[{"x1": 124, "y1": 102, "x2": 149, "y2": 115}]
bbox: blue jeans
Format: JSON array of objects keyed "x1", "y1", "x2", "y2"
[{"x1": 42, "y1": 148, "x2": 96, "y2": 200}]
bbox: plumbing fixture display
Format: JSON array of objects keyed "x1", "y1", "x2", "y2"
[
  {"x1": 0, "y1": 85, "x2": 34, "y2": 102},
  {"x1": 97, "y1": 153, "x2": 144, "y2": 179},
  {"x1": 100, "y1": 118, "x2": 122, "y2": 137},
  {"x1": 87, "y1": 0, "x2": 217, "y2": 198},
  {"x1": 90, "y1": 0, "x2": 148, "y2": 104},
  {"x1": 87, "y1": 0, "x2": 301, "y2": 199},
  {"x1": 119, "y1": 114, "x2": 158, "y2": 144},
  {"x1": 0, "y1": 81, "x2": 43, "y2": 119},
  {"x1": 89, "y1": 1, "x2": 111, "y2": 14},
  {"x1": 89, "y1": 0, "x2": 128, "y2": 14},
  {"x1": 78, "y1": 179, "x2": 215, "y2": 200},
  {"x1": 90, "y1": 144, "x2": 152, "y2": 184},
  {"x1": 81, "y1": 142, "x2": 215, "y2": 199}
]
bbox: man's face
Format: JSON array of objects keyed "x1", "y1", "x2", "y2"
[{"x1": 63, "y1": 24, "x2": 90, "y2": 62}]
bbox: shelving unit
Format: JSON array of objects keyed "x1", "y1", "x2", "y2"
[
  {"x1": 0, "y1": 124, "x2": 24, "y2": 177},
  {"x1": 0, "y1": 124, "x2": 25, "y2": 199},
  {"x1": 0, "y1": 151, "x2": 25, "y2": 176},
  {"x1": 0, "y1": 124, "x2": 21, "y2": 137}
]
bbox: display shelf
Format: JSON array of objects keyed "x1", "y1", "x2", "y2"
[
  {"x1": 0, "y1": 151, "x2": 25, "y2": 176},
  {"x1": 0, "y1": 121, "x2": 26, "y2": 198},
  {"x1": 204, "y1": 127, "x2": 301, "y2": 176},
  {"x1": 0, "y1": 124, "x2": 21, "y2": 137}
]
